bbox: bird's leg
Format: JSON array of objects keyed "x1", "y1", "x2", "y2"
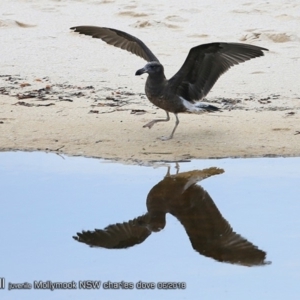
[
  {"x1": 165, "y1": 166, "x2": 171, "y2": 177},
  {"x1": 159, "y1": 113, "x2": 179, "y2": 141},
  {"x1": 143, "y1": 111, "x2": 170, "y2": 129}
]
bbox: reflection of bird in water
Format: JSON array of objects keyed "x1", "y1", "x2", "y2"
[
  {"x1": 74, "y1": 167, "x2": 270, "y2": 266},
  {"x1": 70, "y1": 26, "x2": 268, "y2": 140}
]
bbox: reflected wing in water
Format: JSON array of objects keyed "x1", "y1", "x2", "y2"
[
  {"x1": 176, "y1": 185, "x2": 269, "y2": 266},
  {"x1": 73, "y1": 215, "x2": 151, "y2": 249}
]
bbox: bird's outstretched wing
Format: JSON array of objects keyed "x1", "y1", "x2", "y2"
[
  {"x1": 73, "y1": 215, "x2": 151, "y2": 249},
  {"x1": 70, "y1": 26, "x2": 159, "y2": 62},
  {"x1": 168, "y1": 42, "x2": 268, "y2": 102},
  {"x1": 175, "y1": 185, "x2": 269, "y2": 266}
]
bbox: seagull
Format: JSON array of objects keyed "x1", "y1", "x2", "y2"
[
  {"x1": 70, "y1": 26, "x2": 268, "y2": 140},
  {"x1": 73, "y1": 167, "x2": 270, "y2": 266}
]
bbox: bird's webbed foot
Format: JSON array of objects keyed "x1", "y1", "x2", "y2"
[
  {"x1": 143, "y1": 120, "x2": 157, "y2": 129},
  {"x1": 158, "y1": 135, "x2": 173, "y2": 141}
]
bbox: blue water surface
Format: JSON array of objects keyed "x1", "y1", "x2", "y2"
[{"x1": 1, "y1": 152, "x2": 299, "y2": 300}]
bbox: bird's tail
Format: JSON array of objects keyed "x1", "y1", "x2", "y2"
[
  {"x1": 195, "y1": 102, "x2": 220, "y2": 112},
  {"x1": 180, "y1": 96, "x2": 220, "y2": 114}
]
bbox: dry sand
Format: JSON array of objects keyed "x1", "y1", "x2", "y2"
[{"x1": 0, "y1": 0, "x2": 299, "y2": 164}]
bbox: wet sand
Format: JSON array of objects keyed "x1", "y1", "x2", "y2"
[{"x1": 1, "y1": 0, "x2": 299, "y2": 164}]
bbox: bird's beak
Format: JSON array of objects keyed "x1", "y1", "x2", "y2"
[{"x1": 135, "y1": 67, "x2": 147, "y2": 76}]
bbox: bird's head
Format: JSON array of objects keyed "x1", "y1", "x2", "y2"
[
  {"x1": 137, "y1": 211, "x2": 166, "y2": 233},
  {"x1": 135, "y1": 61, "x2": 164, "y2": 76},
  {"x1": 147, "y1": 211, "x2": 166, "y2": 232}
]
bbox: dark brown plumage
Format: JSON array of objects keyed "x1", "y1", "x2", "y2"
[
  {"x1": 73, "y1": 167, "x2": 270, "y2": 267},
  {"x1": 70, "y1": 26, "x2": 268, "y2": 140}
]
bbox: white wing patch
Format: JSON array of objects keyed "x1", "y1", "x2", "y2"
[{"x1": 180, "y1": 97, "x2": 210, "y2": 114}]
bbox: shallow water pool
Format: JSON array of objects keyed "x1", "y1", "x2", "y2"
[{"x1": 1, "y1": 152, "x2": 299, "y2": 299}]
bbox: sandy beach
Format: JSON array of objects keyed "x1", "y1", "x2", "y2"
[{"x1": 1, "y1": 0, "x2": 299, "y2": 164}]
